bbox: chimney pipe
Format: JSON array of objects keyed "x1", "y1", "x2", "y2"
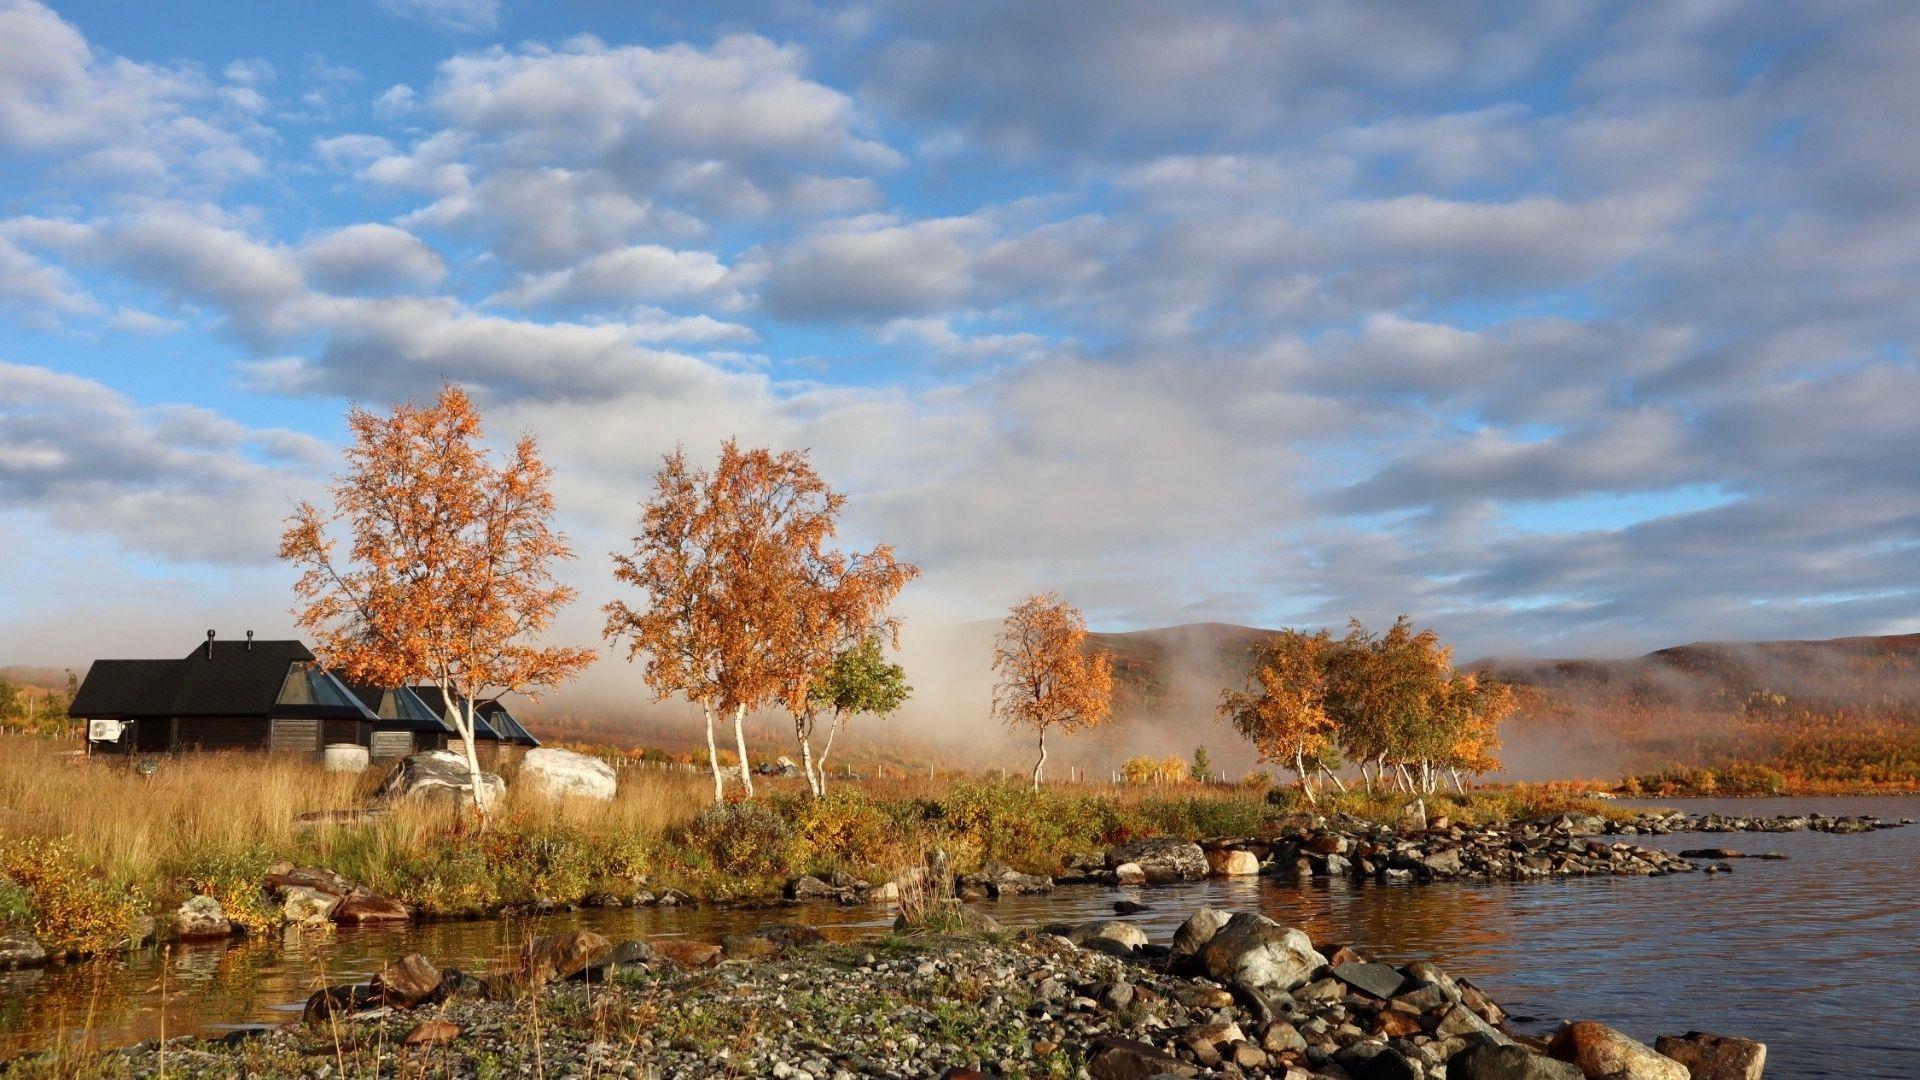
[
  {"x1": 245, "y1": 630, "x2": 254, "y2": 652},
  {"x1": 205, "y1": 629, "x2": 216, "y2": 658}
]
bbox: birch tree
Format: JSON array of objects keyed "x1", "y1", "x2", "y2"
[
  {"x1": 280, "y1": 385, "x2": 595, "y2": 815},
  {"x1": 1219, "y1": 628, "x2": 1339, "y2": 804},
  {"x1": 991, "y1": 593, "x2": 1114, "y2": 790},
  {"x1": 605, "y1": 440, "x2": 914, "y2": 802},
  {"x1": 802, "y1": 633, "x2": 911, "y2": 795}
]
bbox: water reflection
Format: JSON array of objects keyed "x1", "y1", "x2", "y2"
[{"x1": 2, "y1": 796, "x2": 1914, "y2": 1079}]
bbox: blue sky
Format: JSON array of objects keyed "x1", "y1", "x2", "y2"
[{"x1": 2, "y1": 0, "x2": 1917, "y2": 668}]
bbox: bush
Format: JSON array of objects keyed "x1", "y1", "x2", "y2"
[
  {"x1": 181, "y1": 846, "x2": 279, "y2": 935},
  {"x1": 678, "y1": 800, "x2": 794, "y2": 882},
  {"x1": 0, "y1": 836, "x2": 147, "y2": 955}
]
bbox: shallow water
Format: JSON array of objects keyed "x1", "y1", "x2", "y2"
[{"x1": 2, "y1": 795, "x2": 1915, "y2": 1077}]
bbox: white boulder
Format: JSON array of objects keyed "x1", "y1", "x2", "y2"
[{"x1": 521, "y1": 748, "x2": 618, "y2": 801}]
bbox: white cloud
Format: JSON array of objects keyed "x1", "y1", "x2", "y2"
[
  {"x1": 488, "y1": 244, "x2": 732, "y2": 310},
  {"x1": 378, "y1": 0, "x2": 500, "y2": 34},
  {"x1": 297, "y1": 224, "x2": 447, "y2": 295}
]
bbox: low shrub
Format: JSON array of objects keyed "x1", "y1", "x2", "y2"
[{"x1": 0, "y1": 836, "x2": 146, "y2": 955}]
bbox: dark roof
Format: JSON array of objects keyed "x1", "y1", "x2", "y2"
[
  {"x1": 477, "y1": 700, "x2": 540, "y2": 747},
  {"x1": 407, "y1": 687, "x2": 539, "y2": 746},
  {"x1": 345, "y1": 682, "x2": 458, "y2": 735},
  {"x1": 70, "y1": 638, "x2": 377, "y2": 721},
  {"x1": 69, "y1": 660, "x2": 177, "y2": 719}
]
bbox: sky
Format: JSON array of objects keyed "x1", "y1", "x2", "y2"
[{"x1": 1, "y1": 0, "x2": 1917, "y2": 670}]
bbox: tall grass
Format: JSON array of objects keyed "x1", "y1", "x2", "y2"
[{"x1": 0, "y1": 735, "x2": 1622, "y2": 957}]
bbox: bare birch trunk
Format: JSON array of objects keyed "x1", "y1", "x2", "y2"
[
  {"x1": 702, "y1": 703, "x2": 724, "y2": 804},
  {"x1": 1032, "y1": 727, "x2": 1047, "y2": 791},
  {"x1": 1295, "y1": 748, "x2": 1317, "y2": 806},
  {"x1": 732, "y1": 703, "x2": 755, "y2": 798},
  {"x1": 797, "y1": 714, "x2": 820, "y2": 797},
  {"x1": 1361, "y1": 759, "x2": 1375, "y2": 792},
  {"x1": 1450, "y1": 766, "x2": 1467, "y2": 796},
  {"x1": 1320, "y1": 763, "x2": 1348, "y2": 793},
  {"x1": 816, "y1": 718, "x2": 841, "y2": 797}
]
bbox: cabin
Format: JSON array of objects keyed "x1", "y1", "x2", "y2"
[
  {"x1": 343, "y1": 682, "x2": 458, "y2": 759},
  {"x1": 71, "y1": 632, "x2": 383, "y2": 754},
  {"x1": 408, "y1": 686, "x2": 541, "y2": 762}
]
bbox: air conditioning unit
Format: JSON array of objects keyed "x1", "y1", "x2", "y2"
[{"x1": 88, "y1": 718, "x2": 124, "y2": 743}]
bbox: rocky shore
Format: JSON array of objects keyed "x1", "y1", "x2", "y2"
[{"x1": 52, "y1": 906, "x2": 1767, "y2": 1080}]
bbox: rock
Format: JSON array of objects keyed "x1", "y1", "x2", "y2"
[
  {"x1": 402, "y1": 1018, "x2": 460, "y2": 1046},
  {"x1": 173, "y1": 895, "x2": 231, "y2": 940},
  {"x1": 0, "y1": 929, "x2": 48, "y2": 969},
  {"x1": 1653, "y1": 1032, "x2": 1767, "y2": 1080},
  {"x1": 303, "y1": 983, "x2": 377, "y2": 1024},
  {"x1": 720, "y1": 932, "x2": 781, "y2": 960},
  {"x1": 1260, "y1": 1020, "x2": 1308, "y2": 1054},
  {"x1": 374, "y1": 750, "x2": 506, "y2": 810},
  {"x1": 1086, "y1": 1035, "x2": 1200, "y2": 1079},
  {"x1": 1549, "y1": 1021, "x2": 1689, "y2": 1080},
  {"x1": 280, "y1": 885, "x2": 341, "y2": 925},
  {"x1": 651, "y1": 939, "x2": 724, "y2": 968},
  {"x1": 785, "y1": 875, "x2": 840, "y2": 901},
  {"x1": 1171, "y1": 907, "x2": 1232, "y2": 959},
  {"x1": 1111, "y1": 862, "x2": 1147, "y2": 886},
  {"x1": 1453, "y1": 1044, "x2": 1584, "y2": 1080},
  {"x1": 1436, "y1": 1002, "x2": 1514, "y2": 1046},
  {"x1": 1065, "y1": 920, "x2": 1149, "y2": 953},
  {"x1": 522, "y1": 930, "x2": 611, "y2": 985},
  {"x1": 520, "y1": 747, "x2": 618, "y2": 801},
  {"x1": 1677, "y1": 848, "x2": 1743, "y2": 859},
  {"x1": 264, "y1": 866, "x2": 357, "y2": 898},
  {"x1": 1333, "y1": 961, "x2": 1406, "y2": 999},
  {"x1": 1112, "y1": 899, "x2": 1150, "y2": 915},
  {"x1": 372, "y1": 954, "x2": 441, "y2": 1006},
  {"x1": 1337, "y1": 1041, "x2": 1420, "y2": 1080},
  {"x1": 333, "y1": 893, "x2": 410, "y2": 924},
  {"x1": 1207, "y1": 848, "x2": 1262, "y2": 876},
  {"x1": 1196, "y1": 912, "x2": 1328, "y2": 997},
  {"x1": 1105, "y1": 838, "x2": 1209, "y2": 883}
]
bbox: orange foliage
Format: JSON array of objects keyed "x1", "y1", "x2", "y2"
[
  {"x1": 991, "y1": 593, "x2": 1114, "y2": 790},
  {"x1": 604, "y1": 439, "x2": 916, "y2": 802},
  {"x1": 280, "y1": 384, "x2": 596, "y2": 811}
]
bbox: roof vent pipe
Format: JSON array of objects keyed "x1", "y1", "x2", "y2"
[
  {"x1": 245, "y1": 630, "x2": 254, "y2": 652},
  {"x1": 206, "y1": 629, "x2": 216, "y2": 658}
]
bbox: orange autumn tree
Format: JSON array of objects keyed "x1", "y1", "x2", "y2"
[
  {"x1": 279, "y1": 385, "x2": 596, "y2": 814},
  {"x1": 1434, "y1": 671, "x2": 1515, "y2": 793},
  {"x1": 605, "y1": 440, "x2": 913, "y2": 802},
  {"x1": 991, "y1": 593, "x2": 1114, "y2": 790},
  {"x1": 1220, "y1": 628, "x2": 1340, "y2": 804}
]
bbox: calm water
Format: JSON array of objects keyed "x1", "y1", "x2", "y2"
[{"x1": 2, "y1": 796, "x2": 1915, "y2": 1077}]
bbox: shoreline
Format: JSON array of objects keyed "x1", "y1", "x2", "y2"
[{"x1": 6, "y1": 906, "x2": 1771, "y2": 1080}]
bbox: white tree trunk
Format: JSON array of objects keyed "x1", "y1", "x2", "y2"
[
  {"x1": 796, "y1": 713, "x2": 820, "y2": 797},
  {"x1": 1320, "y1": 763, "x2": 1348, "y2": 793},
  {"x1": 1032, "y1": 727, "x2": 1047, "y2": 791},
  {"x1": 1295, "y1": 749, "x2": 1317, "y2": 806},
  {"x1": 456, "y1": 691, "x2": 488, "y2": 819},
  {"x1": 816, "y1": 718, "x2": 841, "y2": 798},
  {"x1": 1450, "y1": 766, "x2": 1467, "y2": 796},
  {"x1": 732, "y1": 703, "x2": 755, "y2": 798},
  {"x1": 702, "y1": 703, "x2": 725, "y2": 804}
]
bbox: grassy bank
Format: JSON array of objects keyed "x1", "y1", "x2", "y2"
[{"x1": 0, "y1": 736, "x2": 1624, "y2": 959}]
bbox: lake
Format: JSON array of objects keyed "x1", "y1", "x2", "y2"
[{"x1": 2, "y1": 795, "x2": 1914, "y2": 1077}]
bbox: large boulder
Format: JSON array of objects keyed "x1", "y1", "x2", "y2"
[
  {"x1": 1549, "y1": 1021, "x2": 1689, "y2": 1080},
  {"x1": 333, "y1": 892, "x2": 411, "y2": 924},
  {"x1": 521, "y1": 930, "x2": 611, "y2": 986},
  {"x1": 1171, "y1": 907, "x2": 1232, "y2": 959},
  {"x1": 1196, "y1": 912, "x2": 1327, "y2": 996},
  {"x1": 1452, "y1": 1045, "x2": 1583, "y2": 1080},
  {"x1": 1207, "y1": 848, "x2": 1262, "y2": 877},
  {"x1": 375, "y1": 751, "x2": 506, "y2": 810},
  {"x1": 1105, "y1": 837, "x2": 1208, "y2": 883},
  {"x1": 0, "y1": 929, "x2": 47, "y2": 969},
  {"x1": 520, "y1": 748, "x2": 617, "y2": 802},
  {"x1": 173, "y1": 895, "x2": 231, "y2": 940},
  {"x1": 1061, "y1": 920, "x2": 1149, "y2": 954},
  {"x1": 279, "y1": 885, "x2": 341, "y2": 926},
  {"x1": 371, "y1": 953, "x2": 442, "y2": 1006},
  {"x1": 1086, "y1": 1035, "x2": 1199, "y2": 1079},
  {"x1": 1653, "y1": 1032, "x2": 1767, "y2": 1080}
]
